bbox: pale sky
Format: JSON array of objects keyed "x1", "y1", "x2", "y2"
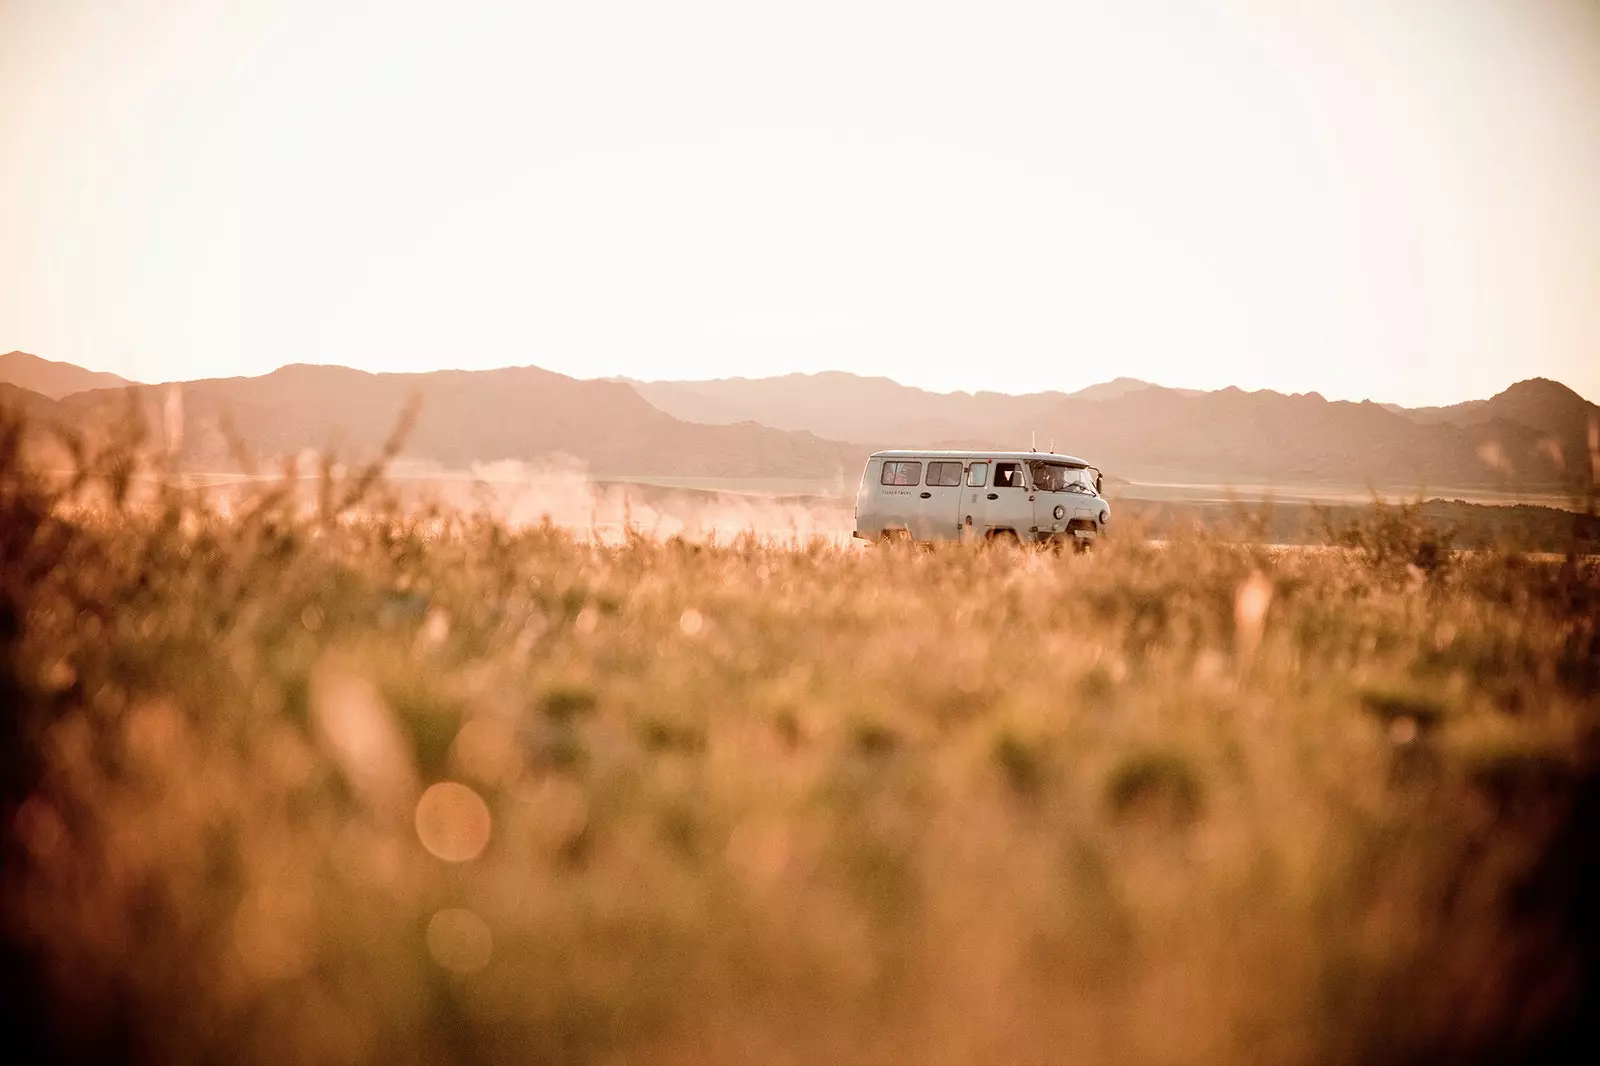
[{"x1": 3, "y1": 0, "x2": 1598, "y2": 406}]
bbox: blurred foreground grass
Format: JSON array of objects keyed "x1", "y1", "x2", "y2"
[{"x1": 2, "y1": 411, "x2": 1598, "y2": 1066}]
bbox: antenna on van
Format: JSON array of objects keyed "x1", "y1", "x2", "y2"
[
  {"x1": 1049, "y1": 437, "x2": 1055, "y2": 453},
  {"x1": 1030, "y1": 430, "x2": 1036, "y2": 452}
]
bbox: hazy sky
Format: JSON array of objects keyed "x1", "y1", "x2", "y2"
[{"x1": 3, "y1": 0, "x2": 1598, "y2": 405}]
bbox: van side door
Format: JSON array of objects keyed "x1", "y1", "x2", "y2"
[
  {"x1": 968, "y1": 460, "x2": 1027, "y2": 538},
  {"x1": 982, "y1": 460, "x2": 1029, "y2": 538},
  {"x1": 961, "y1": 462, "x2": 988, "y2": 542}
]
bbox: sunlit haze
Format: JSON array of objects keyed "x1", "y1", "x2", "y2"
[{"x1": 3, "y1": 0, "x2": 1598, "y2": 406}]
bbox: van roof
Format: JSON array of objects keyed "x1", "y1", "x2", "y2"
[{"x1": 870, "y1": 449, "x2": 1095, "y2": 466}]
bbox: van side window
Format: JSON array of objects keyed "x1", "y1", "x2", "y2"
[
  {"x1": 966, "y1": 462, "x2": 988, "y2": 488},
  {"x1": 880, "y1": 460, "x2": 922, "y2": 487},
  {"x1": 994, "y1": 462, "x2": 1023, "y2": 488},
  {"x1": 926, "y1": 461, "x2": 962, "y2": 487}
]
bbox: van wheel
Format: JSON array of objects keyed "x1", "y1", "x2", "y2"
[
  {"x1": 985, "y1": 529, "x2": 1021, "y2": 550},
  {"x1": 879, "y1": 529, "x2": 911, "y2": 546}
]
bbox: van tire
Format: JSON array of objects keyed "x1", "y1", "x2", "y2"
[{"x1": 985, "y1": 529, "x2": 1021, "y2": 549}]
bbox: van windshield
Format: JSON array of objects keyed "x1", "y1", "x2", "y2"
[{"x1": 1029, "y1": 462, "x2": 1099, "y2": 495}]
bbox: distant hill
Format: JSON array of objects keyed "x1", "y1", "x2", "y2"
[
  {"x1": 1066, "y1": 376, "x2": 1203, "y2": 402},
  {"x1": 0, "y1": 382, "x2": 75, "y2": 467},
  {"x1": 1017, "y1": 383, "x2": 1588, "y2": 490},
  {"x1": 1404, "y1": 377, "x2": 1587, "y2": 428},
  {"x1": 56, "y1": 364, "x2": 869, "y2": 482},
  {"x1": 0, "y1": 351, "x2": 134, "y2": 398},
  {"x1": 625, "y1": 371, "x2": 1076, "y2": 445},
  {"x1": 624, "y1": 371, "x2": 1200, "y2": 446},
  {"x1": 0, "y1": 381, "x2": 63, "y2": 420},
  {"x1": 627, "y1": 369, "x2": 1593, "y2": 491},
  {"x1": 1400, "y1": 378, "x2": 1599, "y2": 485}
]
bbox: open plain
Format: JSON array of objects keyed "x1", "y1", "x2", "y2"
[{"x1": 2, "y1": 415, "x2": 1597, "y2": 1065}]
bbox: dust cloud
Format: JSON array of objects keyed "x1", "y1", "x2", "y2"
[{"x1": 392, "y1": 457, "x2": 858, "y2": 546}]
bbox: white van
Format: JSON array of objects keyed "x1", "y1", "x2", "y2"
[{"x1": 853, "y1": 450, "x2": 1110, "y2": 548}]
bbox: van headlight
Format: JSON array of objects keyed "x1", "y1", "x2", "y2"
[
  {"x1": 1053, "y1": 505, "x2": 1066, "y2": 521},
  {"x1": 1099, "y1": 510, "x2": 1109, "y2": 525}
]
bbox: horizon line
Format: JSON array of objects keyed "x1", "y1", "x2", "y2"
[{"x1": 3, "y1": 348, "x2": 1592, "y2": 410}]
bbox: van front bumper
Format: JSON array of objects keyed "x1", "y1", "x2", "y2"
[{"x1": 1035, "y1": 527, "x2": 1098, "y2": 549}]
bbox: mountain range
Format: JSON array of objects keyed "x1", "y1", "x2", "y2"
[
  {"x1": 0, "y1": 350, "x2": 133, "y2": 398},
  {"x1": 624, "y1": 373, "x2": 1203, "y2": 444},
  {"x1": 636, "y1": 370, "x2": 1597, "y2": 491},
  {"x1": 5, "y1": 359, "x2": 863, "y2": 482},
  {"x1": 1, "y1": 351, "x2": 1595, "y2": 494}
]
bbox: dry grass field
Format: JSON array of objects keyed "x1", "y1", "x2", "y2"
[{"x1": 2, "y1": 410, "x2": 1598, "y2": 1065}]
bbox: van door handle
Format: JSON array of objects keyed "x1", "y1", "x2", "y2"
[
  {"x1": 986, "y1": 493, "x2": 998, "y2": 500},
  {"x1": 919, "y1": 492, "x2": 931, "y2": 499}
]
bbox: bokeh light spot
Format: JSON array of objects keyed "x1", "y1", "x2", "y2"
[
  {"x1": 415, "y1": 781, "x2": 492, "y2": 862},
  {"x1": 426, "y1": 908, "x2": 493, "y2": 974},
  {"x1": 451, "y1": 717, "x2": 521, "y2": 787}
]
